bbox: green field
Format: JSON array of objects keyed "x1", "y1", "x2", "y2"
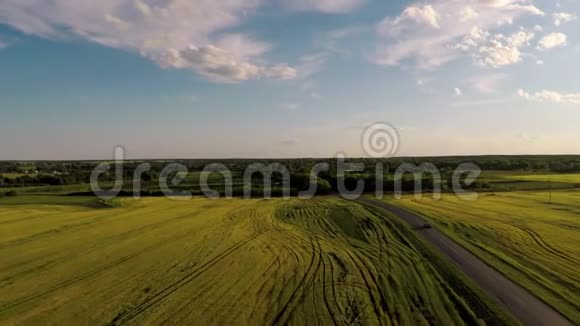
[
  {"x1": 385, "y1": 190, "x2": 580, "y2": 322},
  {"x1": 502, "y1": 173, "x2": 580, "y2": 184},
  {"x1": 0, "y1": 196, "x2": 514, "y2": 325},
  {"x1": 479, "y1": 171, "x2": 580, "y2": 191}
]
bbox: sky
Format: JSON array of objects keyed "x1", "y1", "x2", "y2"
[{"x1": 0, "y1": 0, "x2": 579, "y2": 160}]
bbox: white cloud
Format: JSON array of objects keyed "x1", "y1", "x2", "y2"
[
  {"x1": 533, "y1": 24, "x2": 543, "y2": 32},
  {"x1": 158, "y1": 44, "x2": 296, "y2": 83},
  {"x1": 296, "y1": 53, "x2": 327, "y2": 79},
  {"x1": 468, "y1": 73, "x2": 509, "y2": 93},
  {"x1": 475, "y1": 31, "x2": 535, "y2": 67},
  {"x1": 0, "y1": 0, "x2": 297, "y2": 83},
  {"x1": 538, "y1": 33, "x2": 568, "y2": 50},
  {"x1": 282, "y1": 103, "x2": 301, "y2": 111},
  {"x1": 518, "y1": 89, "x2": 580, "y2": 104},
  {"x1": 372, "y1": 0, "x2": 544, "y2": 69},
  {"x1": 553, "y1": 12, "x2": 576, "y2": 26},
  {"x1": 378, "y1": 5, "x2": 441, "y2": 35},
  {"x1": 402, "y1": 5, "x2": 441, "y2": 28},
  {"x1": 416, "y1": 78, "x2": 434, "y2": 86},
  {"x1": 454, "y1": 87, "x2": 462, "y2": 96},
  {"x1": 459, "y1": 6, "x2": 479, "y2": 22},
  {"x1": 316, "y1": 25, "x2": 369, "y2": 55},
  {"x1": 518, "y1": 132, "x2": 536, "y2": 143},
  {"x1": 536, "y1": 59, "x2": 544, "y2": 64},
  {"x1": 283, "y1": 0, "x2": 365, "y2": 13},
  {"x1": 310, "y1": 92, "x2": 323, "y2": 100}
]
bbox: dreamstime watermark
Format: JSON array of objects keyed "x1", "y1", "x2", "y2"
[{"x1": 90, "y1": 122, "x2": 481, "y2": 201}]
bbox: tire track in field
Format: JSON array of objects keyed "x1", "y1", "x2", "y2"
[
  {"x1": 344, "y1": 250, "x2": 385, "y2": 326},
  {"x1": 508, "y1": 223, "x2": 577, "y2": 265},
  {"x1": 338, "y1": 207, "x2": 393, "y2": 324},
  {"x1": 320, "y1": 245, "x2": 339, "y2": 326},
  {"x1": 162, "y1": 231, "x2": 302, "y2": 325},
  {"x1": 0, "y1": 230, "x2": 194, "y2": 312},
  {"x1": 321, "y1": 206, "x2": 386, "y2": 325},
  {"x1": 271, "y1": 238, "x2": 323, "y2": 325},
  {"x1": 106, "y1": 230, "x2": 265, "y2": 326},
  {"x1": 326, "y1": 252, "x2": 344, "y2": 320}
]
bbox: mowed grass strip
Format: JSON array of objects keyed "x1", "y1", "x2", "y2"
[
  {"x1": 384, "y1": 190, "x2": 580, "y2": 322},
  {"x1": 1, "y1": 196, "x2": 515, "y2": 325}
]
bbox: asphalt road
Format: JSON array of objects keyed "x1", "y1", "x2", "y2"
[{"x1": 358, "y1": 198, "x2": 573, "y2": 326}]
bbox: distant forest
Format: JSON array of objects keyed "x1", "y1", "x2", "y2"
[{"x1": 1, "y1": 156, "x2": 579, "y2": 196}]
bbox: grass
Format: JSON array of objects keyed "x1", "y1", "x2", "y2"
[
  {"x1": 384, "y1": 190, "x2": 580, "y2": 322},
  {"x1": 480, "y1": 171, "x2": 580, "y2": 191},
  {"x1": 0, "y1": 184, "x2": 94, "y2": 195},
  {"x1": 0, "y1": 195, "x2": 101, "y2": 207},
  {"x1": 0, "y1": 196, "x2": 515, "y2": 325},
  {"x1": 503, "y1": 173, "x2": 580, "y2": 184},
  {"x1": 0, "y1": 173, "x2": 37, "y2": 179}
]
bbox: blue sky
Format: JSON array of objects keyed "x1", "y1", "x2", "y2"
[{"x1": 0, "y1": 0, "x2": 579, "y2": 159}]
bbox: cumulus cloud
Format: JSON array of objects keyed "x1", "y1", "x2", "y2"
[
  {"x1": 372, "y1": 0, "x2": 544, "y2": 69},
  {"x1": 283, "y1": 0, "x2": 366, "y2": 13},
  {"x1": 538, "y1": 33, "x2": 568, "y2": 50},
  {"x1": 0, "y1": 0, "x2": 297, "y2": 83},
  {"x1": 454, "y1": 87, "x2": 462, "y2": 96},
  {"x1": 518, "y1": 89, "x2": 580, "y2": 104},
  {"x1": 474, "y1": 31, "x2": 535, "y2": 67},
  {"x1": 459, "y1": 6, "x2": 479, "y2": 22},
  {"x1": 378, "y1": 5, "x2": 441, "y2": 34},
  {"x1": 553, "y1": 12, "x2": 576, "y2": 26}
]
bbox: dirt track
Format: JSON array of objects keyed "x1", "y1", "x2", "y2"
[{"x1": 359, "y1": 198, "x2": 573, "y2": 326}]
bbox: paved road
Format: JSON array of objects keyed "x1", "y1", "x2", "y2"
[{"x1": 358, "y1": 198, "x2": 573, "y2": 326}]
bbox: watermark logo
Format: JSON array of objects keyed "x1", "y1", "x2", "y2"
[
  {"x1": 362, "y1": 122, "x2": 400, "y2": 158},
  {"x1": 90, "y1": 122, "x2": 481, "y2": 201}
]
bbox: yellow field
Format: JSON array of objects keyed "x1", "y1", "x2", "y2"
[
  {"x1": 386, "y1": 190, "x2": 580, "y2": 322},
  {"x1": 0, "y1": 196, "x2": 512, "y2": 325}
]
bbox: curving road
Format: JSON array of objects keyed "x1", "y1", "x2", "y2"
[{"x1": 358, "y1": 198, "x2": 573, "y2": 326}]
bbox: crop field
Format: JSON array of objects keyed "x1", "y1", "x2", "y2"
[
  {"x1": 502, "y1": 173, "x2": 580, "y2": 184},
  {"x1": 0, "y1": 196, "x2": 513, "y2": 325},
  {"x1": 480, "y1": 171, "x2": 580, "y2": 191},
  {"x1": 385, "y1": 190, "x2": 580, "y2": 322}
]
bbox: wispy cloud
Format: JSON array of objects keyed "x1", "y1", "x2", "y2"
[
  {"x1": 451, "y1": 97, "x2": 515, "y2": 107},
  {"x1": 316, "y1": 25, "x2": 369, "y2": 56},
  {"x1": 282, "y1": 0, "x2": 366, "y2": 14},
  {"x1": 296, "y1": 53, "x2": 328, "y2": 79},
  {"x1": 281, "y1": 103, "x2": 301, "y2": 112},
  {"x1": 518, "y1": 89, "x2": 580, "y2": 104},
  {"x1": 553, "y1": 12, "x2": 576, "y2": 26},
  {"x1": 0, "y1": 0, "x2": 296, "y2": 83},
  {"x1": 467, "y1": 73, "x2": 509, "y2": 94}
]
